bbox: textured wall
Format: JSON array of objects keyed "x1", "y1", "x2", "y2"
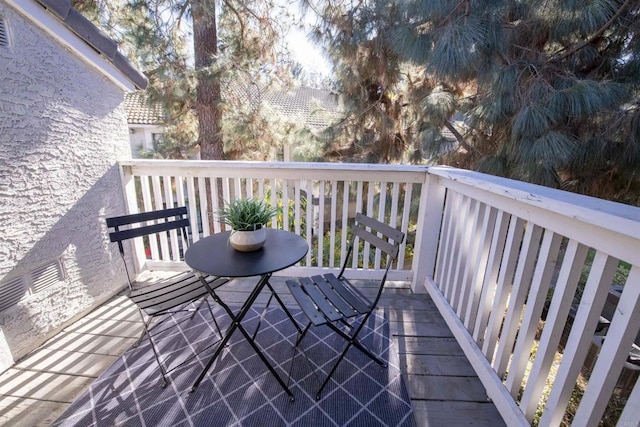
[{"x1": 0, "y1": 2, "x2": 131, "y2": 371}]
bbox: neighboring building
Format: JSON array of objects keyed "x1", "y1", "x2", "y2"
[
  {"x1": 124, "y1": 85, "x2": 343, "y2": 158},
  {"x1": 0, "y1": 0, "x2": 146, "y2": 372},
  {"x1": 125, "y1": 91, "x2": 166, "y2": 157}
]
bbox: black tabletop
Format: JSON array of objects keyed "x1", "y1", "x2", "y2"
[{"x1": 185, "y1": 229, "x2": 309, "y2": 278}]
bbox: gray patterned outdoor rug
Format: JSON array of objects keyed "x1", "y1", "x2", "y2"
[{"x1": 53, "y1": 301, "x2": 416, "y2": 426}]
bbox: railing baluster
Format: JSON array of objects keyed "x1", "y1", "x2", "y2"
[
  {"x1": 233, "y1": 177, "x2": 241, "y2": 200},
  {"x1": 494, "y1": 223, "x2": 543, "y2": 377},
  {"x1": 353, "y1": 181, "x2": 364, "y2": 269},
  {"x1": 317, "y1": 180, "x2": 325, "y2": 268},
  {"x1": 282, "y1": 179, "x2": 290, "y2": 232},
  {"x1": 505, "y1": 230, "x2": 563, "y2": 397},
  {"x1": 375, "y1": 182, "x2": 388, "y2": 269},
  {"x1": 197, "y1": 177, "x2": 209, "y2": 239},
  {"x1": 398, "y1": 181, "x2": 412, "y2": 271},
  {"x1": 140, "y1": 176, "x2": 159, "y2": 259},
  {"x1": 363, "y1": 182, "x2": 375, "y2": 269},
  {"x1": 463, "y1": 204, "x2": 494, "y2": 331},
  {"x1": 304, "y1": 180, "x2": 313, "y2": 265},
  {"x1": 211, "y1": 177, "x2": 221, "y2": 234},
  {"x1": 483, "y1": 217, "x2": 525, "y2": 364},
  {"x1": 270, "y1": 178, "x2": 278, "y2": 229},
  {"x1": 520, "y1": 239, "x2": 589, "y2": 421},
  {"x1": 457, "y1": 200, "x2": 485, "y2": 321},
  {"x1": 186, "y1": 176, "x2": 199, "y2": 243},
  {"x1": 329, "y1": 180, "x2": 338, "y2": 267},
  {"x1": 434, "y1": 188, "x2": 453, "y2": 287},
  {"x1": 152, "y1": 176, "x2": 171, "y2": 259},
  {"x1": 541, "y1": 251, "x2": 618, "y2": 426},
  {"x1": 294, "y1": 180, "x2": 301, "y2": 236},
  {"x1": 450, "y1": 197, "x2": 474, "y2": 309},
  {"x1": 472, "y1": 210, "x2": 509, "y2": 346},
  {"x1": 340, "y1": 181, "x2": 350, "y2": 267},
  {"x1": 442, "y1": 192, "x2": 463, "y2": 298}
]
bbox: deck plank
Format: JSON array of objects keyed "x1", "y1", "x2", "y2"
[{"x1": 412, "y1": 400, "x2": 506, "y2": 427}]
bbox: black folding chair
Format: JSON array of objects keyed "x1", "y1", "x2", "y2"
[
  {"x1": 286, "y1": 213, "x2": 405, "y2": 399},
  {"x1": 106, "y1": 207, "x2": 229, "y2": 387}
]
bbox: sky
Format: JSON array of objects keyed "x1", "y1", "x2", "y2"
[{"x1": 287, "y1": 26, "x2": 332, "y2": 77}]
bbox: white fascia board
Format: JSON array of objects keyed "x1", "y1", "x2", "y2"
[{"x1": 6, "y1": 0, "x2": 135, "y2": 92}]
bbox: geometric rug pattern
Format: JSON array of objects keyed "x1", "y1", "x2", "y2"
[{"x1": 53, "y1": 302, "x2": 416, "y2": 426}]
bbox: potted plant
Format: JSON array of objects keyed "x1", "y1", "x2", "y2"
[{"x1": 217, "y1": 198, "x2": 278, "y2": 252}]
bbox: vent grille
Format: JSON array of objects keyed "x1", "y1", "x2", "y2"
[
  {"x1": 0, "y1": 18, "x2": 8, "y2": 48},
  {"x1": 0, "y1": 277, "x2": 25, "y2": 312},
  {"x1": 31, "y1": 261, "x2": 64, "y2": 293}
]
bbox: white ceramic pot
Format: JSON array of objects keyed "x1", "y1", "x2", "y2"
[{"x1": 229, "y1": 227, "x2": 267, "y2": 252}]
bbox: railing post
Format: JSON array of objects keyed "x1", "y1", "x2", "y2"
[
  {"x1": 119, "y1": 164, "x2": 145, "y2": 275},
  {"x1": 411, "y1": 170, "x2": 445, "y2": 293}
]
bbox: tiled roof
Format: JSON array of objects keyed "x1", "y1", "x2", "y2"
[
  {"x1": 263, "y1": 86, "x2": 343, "y2": 129},
  {"x1": 125, "y1": 85, "x2": 343, "y2": 129},
  {"x1": 35, "y1": 0, "x2": 147, "y2": 90},
  {"x1": 124, "y1": 92, "x2": 165, "y2": 125}
]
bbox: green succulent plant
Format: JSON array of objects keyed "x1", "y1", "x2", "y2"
[{"x1": 216, "y1": 198, "x2": 278, "y2": 231}]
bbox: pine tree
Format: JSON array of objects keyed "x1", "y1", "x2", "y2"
[
  {"x1": 307, "y1": 0, "x2": 640, "y2": 204},
  {"x1": 74, "y1": 0, "x2": 296, "y2": 160}
]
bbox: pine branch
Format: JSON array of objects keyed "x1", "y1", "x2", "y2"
[
  {"x1": 222, "y1": 0, "x2": 246, "y2": 42},
  {"x1": 552, "y1": 0, "x2": 634, "y2": 62},
  {"x1": 444, "y1": 120, "x2": 479, "y2": 154}
]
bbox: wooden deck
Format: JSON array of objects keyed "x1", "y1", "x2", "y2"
[{"x1": 0, "y1": 275, "x2": 505, "y2": 426}]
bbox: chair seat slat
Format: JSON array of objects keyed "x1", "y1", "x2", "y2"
[
  {"x1": 299, "y1": 277, "x2": 342, "y2": 323},
  {"x1": 136, "y1": 286, "x2": 208, "y2": 316},
  {"x1": 322, "y1": 274, "x2": 370, "y2": 314},
  {"x1": 311, "y1": 274, "x2": 359, "y2": 317},
  {"x1": 286, "y1": 279, "x2": 327, "y2": 326}
]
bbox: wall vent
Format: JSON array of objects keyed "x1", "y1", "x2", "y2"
[
  {"x1": 30, "y1": 260, "x2": 64, "y2": 293},
  {"x1": 0, "y1": 277, "x2": 26, "y2": 312},
  {"x1": 0, "y1": 18, "x2": 8, "y2": 48}
]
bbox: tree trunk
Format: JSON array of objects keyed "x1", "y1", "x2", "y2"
[{"x1": 192, "y1": 0, "x2": 224, "y2": 160}]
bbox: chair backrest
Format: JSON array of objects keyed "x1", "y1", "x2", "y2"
[
  {"x1": 107, "y1": 206, "x2": 190, "y2": 251},
  {"x1": 340, "y1": 213, "x2": 405, "y2": 281},
  {"x1": 106, "y1": 207, "x2": 191, "y2": 285}
]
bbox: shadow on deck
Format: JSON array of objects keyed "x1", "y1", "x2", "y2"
[{"x1": 0, "y1": 275, "x2": 505, "y2": 426}]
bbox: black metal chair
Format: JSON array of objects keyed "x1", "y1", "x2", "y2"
[
  {"x1": 286, "y1": 213, "x2": 405, "y2": 399},
  {"x1": 106, "y1": 206, "x2": 229, "y2": 387}
]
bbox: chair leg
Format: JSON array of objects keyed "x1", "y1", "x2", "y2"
[
  {"x1": 295, "y1": 322, "x2": 312, "y2": 347},
  {"x1": 316, "y1": 342, "x2": 352, "y2": 400},
  {"x1": 203, "y1": 295, "x2": 224, "y2": 339},
  {"x1": 138, "y1": 314, "x2": 169, "y2": 388}
]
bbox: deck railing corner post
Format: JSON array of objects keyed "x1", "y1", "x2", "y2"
[{"x1": 411, "y1": 169, "x2": 446, "y2": 293}]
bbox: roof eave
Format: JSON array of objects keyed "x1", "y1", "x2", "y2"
[{"x1": 6, "y1": 0, "x2": 148, "y2": 91}]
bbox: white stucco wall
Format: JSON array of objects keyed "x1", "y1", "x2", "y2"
[{"x1": 0, "y1": 2, "x2": 131, "y2": 372}]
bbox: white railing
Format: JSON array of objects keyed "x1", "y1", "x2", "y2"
[
  {"x1": 425, "y1": 166, "x2": 640, "y2": 427},
  {"x1": 119, "y1": 160, "x2": 640, "y2": 426},
  {"x1": 119, "y1": 160, "x2": 428, "y2": 286}
]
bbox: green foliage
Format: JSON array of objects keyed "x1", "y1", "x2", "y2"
[
  {"x1": 216, "y1": 198, "x2": 278, "y2": 231},
  {"x1": 74, "y1": 0, "x2": 304, "y2": 161},
  {"x1": 305, "y1": 0, "x2": 640, "y2": 204}
]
